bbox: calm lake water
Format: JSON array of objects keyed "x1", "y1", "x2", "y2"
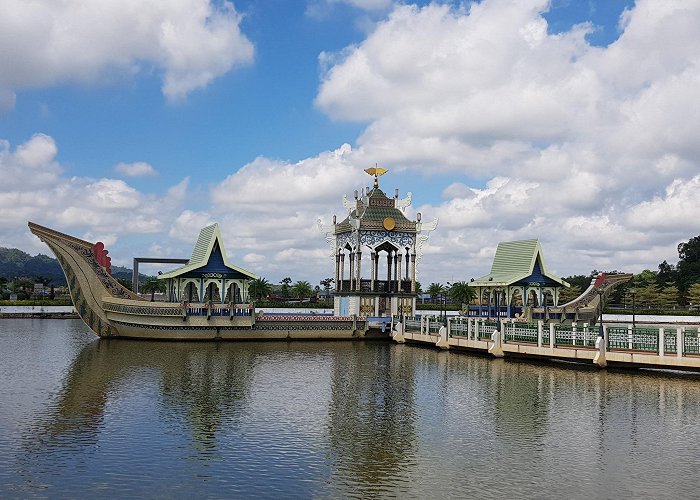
[{"x1": 2, "y1": 319, "x2": 700, "y2": 499}]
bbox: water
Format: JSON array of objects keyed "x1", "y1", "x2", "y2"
[{"x1": 1, "y1": 319, "x2": 700, "y2": 499}]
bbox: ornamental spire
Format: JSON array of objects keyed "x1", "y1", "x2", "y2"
[{"x1": 364, "y1": 165, "x2": 387, "y2": 188}]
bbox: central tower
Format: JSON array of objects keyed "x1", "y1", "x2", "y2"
[{"x1": 319, "y1": 167, "x2": 436, "y2": 317}]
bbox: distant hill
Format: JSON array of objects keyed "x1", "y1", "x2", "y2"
[{"x1": 0, "y1": 247, "x2": 146, "y2": 285}]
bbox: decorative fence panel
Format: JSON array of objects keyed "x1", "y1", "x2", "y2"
[
  {"x1": 504, "y1": 322, "x2": 538, "y2": 343},
  {"x1": 664, "y1": 329, "x2": 677, "y2": 354},
  {"x1": 449, "y1": 320, "x2": 469, "y2": 338},
  {"x1": 554, "y1": 325, "x2": 574, "y2": 346},
  {"x1": 684, "y1": 329, "x2": 699, "y2": 355},
  {"x1": 479, "y1": 321, "x2": 498, "y2": 340},
  {"x1": 404, "y1": 318, "x2": 421, "y2": 333},
  {"x1": 607, "y1": 327, "x2": 629, "y2": 350},
  {"x1": 631, "y1": 328, "x2": 659, "y2": 352},
  {"x1": 428, "y1": 319, "x2": 442, "y2": 335}
]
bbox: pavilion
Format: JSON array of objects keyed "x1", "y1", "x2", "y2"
[
  {"x1": 157, "y1": 223, "x2": 257, "y2": 304},
  {"x1": 319, "y1": 167, "x2": 437, "y2": 317},
  {"x1": 468, "y1": 239, "x2": 569, "y2": 319}
]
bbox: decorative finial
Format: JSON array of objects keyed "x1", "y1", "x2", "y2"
[{"x1": 364, "y1": 164, "x2": 388, "y2": 188}]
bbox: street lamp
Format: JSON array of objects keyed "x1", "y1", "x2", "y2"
[
  {"x1": 597, "y1": 288, "x2": 604, "y2": 338},
  {"x1": 630, "y1": 288, "x2": 636, "y2": 329}
]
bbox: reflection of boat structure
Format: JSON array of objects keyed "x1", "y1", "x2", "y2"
[
  {"x1": 28, "y1": 222, "x2": 367, "y2": 340},
  {"x1": 539, "y1": 273, "x2": 634, "y2": 324}
]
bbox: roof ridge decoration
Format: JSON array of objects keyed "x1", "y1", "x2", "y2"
[{"x1": 158, "y1": 223, "x2": 258, "y2": 280}]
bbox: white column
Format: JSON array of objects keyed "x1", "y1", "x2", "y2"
[
  {"x1": 677, "y1": 327, "x2": 683, "y2": 358},
  {"x1": 537, "y1": 320, "x2": 543, "y2": 348},
  {"x1": 659, "y1": 327, "x2": 665, "y2": 357},
  {"x1": 549, "y1": 323, "x2": 555, "y2": 348}
]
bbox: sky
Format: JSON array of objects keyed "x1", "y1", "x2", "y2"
[{"x1": 2, "y1": 0, "x2": 700, "y2": 287}]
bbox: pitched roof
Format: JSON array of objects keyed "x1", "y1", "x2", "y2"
[
  {"x1": 335, "y1": 187, "x2": 416, "y2": 233},
  {"x1": 157, "y1": 223, "x2": 258, "y2": 280},
  {"x1": 469, "y1": 239, "x2": 568, "y2": 287}
]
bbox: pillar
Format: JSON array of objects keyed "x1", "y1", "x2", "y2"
[
  {"x1": 349, "y1": 251, "x2": 355, "y2": 291},
  {"x1": 387, "y1": 251, "x2": 392, "y2": 290},
  {"x1": 410, "y1": 252, "x2": 416, "y2": 292},
  {"x1": 335, "y1": 251, "x2": 340, "y2": 291},
  {"x1": 356, "y1": 250, "x2": 362, "y2": 291},
  {"x1": 340, "y1": 253, "x2": 345, "y2": 291},
  {"x1": 397, "y1": 253, "x2": 403, "y2": 292},
  {"x1": 393, "y1": 251, "x2": 399, "y2": 292},
  {"x1": 371, "y1": 252, "x2": 376, "y2": 291}
]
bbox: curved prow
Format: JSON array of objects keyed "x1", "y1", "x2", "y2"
[
  {"x1": 28, "y1": 222, "x2": 143, "y2": 336},
  {"x1": 549, "y1": 272, "x2": 633, "y2": 324}
]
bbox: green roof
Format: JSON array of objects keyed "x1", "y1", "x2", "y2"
[
  {"x1": 158, "y1": 223, "x2": 258, "y2": 280},
  {"x1": 336, "y1": 187, "x2": 415, "y2": 231},
  {"x1": 469, "y1": 240, "x2": 568, "y2": 287}
]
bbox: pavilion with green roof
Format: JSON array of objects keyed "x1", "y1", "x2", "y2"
[
  {"x1": 468, "y1": 239, "x2": 569, "y2": 319},
  {"x1": 158, "y1": 223, "x2": 257, "y2": 304},
  {"x1": 318, "y1": 168, "x2": 437, "y2": 317}
]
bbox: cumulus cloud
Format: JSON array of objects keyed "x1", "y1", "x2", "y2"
[
  {"x1": 115, "y1": 162, "x2": 158, "y2": 177},
  {"x1": 10, "y1": 1, "x2": 700, "y2": 285},
  {"x1": 310, "y1": 0, "x2": 700, "y2": 280},
  {"x1": 0, "y1": 0, "x2": 254, "y2": 103},
  {"x1": 0, "y1": 135, "x2": 183, "y2": 254}
]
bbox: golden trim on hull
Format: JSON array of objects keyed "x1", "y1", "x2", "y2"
[{"x1": 28, "y1": 222, "x2": 368, "y2": 340}]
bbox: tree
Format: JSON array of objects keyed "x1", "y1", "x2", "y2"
[
  {"x1": 657, "y1": 283, "x2": 679, "y2": 309},
  {"x1": 427, "y1": 283, "x2": 445, "y2": 304},
  {"x1": 117, "y1": 278, "x2": 133, "y2": 291},
  {"x1": 249, "y1": 278, "x2": 272, "y2": 301},
  {"x1": 687, "y1": 283, "x2": 700, "y2": 307},
  {"x1": 448, "y1": 281, "x2": 477, "y2": 308},
  {"x1": 559, "y1": 285, "x2": 582, "y2": 304},
  {"x1": 415, "y1": 281, "x2": 422, "y2": 295},
  {"x1": 633, "y1": 269, "x2": 658, "y2": 288},
  {"x1": 677, "y1": 236, "x2": 700, "y2": 294},
  {"x1": 142, "y1": 278, "x2": 165, "y2": 302},
  {"x1": 280, "y1": 277, "x2": 292, "y2": 297},
  {"x1": 657, "y1": 260, "x2": 677, "y2": 287},
  {"x1": 320, "y1": 277, "x2": 334, "y2": 292},
  {"x1": 291, "y1": 280, "x2": 313, "y2": 299},
  {"x1": 635, "y1": 285, "x2": 658, "y2": 309}
]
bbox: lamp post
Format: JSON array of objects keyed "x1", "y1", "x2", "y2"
[
  {"x1": 597, "y1": 288, "x2": 604, "y2": 338},
  {"x1": 630, "y1": 288, "x2": 636, "y2": 329}
]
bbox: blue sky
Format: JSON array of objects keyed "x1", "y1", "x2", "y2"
[{"x1": 3, "y1": 0, "x2": 699, "y2": 286}]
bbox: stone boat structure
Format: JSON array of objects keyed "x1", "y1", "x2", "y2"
[{"x1": 28, "y1": 222, "x2": 367, "y2": 340}]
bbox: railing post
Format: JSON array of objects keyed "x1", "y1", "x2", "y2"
[
  {"x1": 474, "y1": 318, "x2": 480, "y2": 340},
  {"x1": 677, "y1": 327, "x2": 684, "y2": 358},
  {"x1": 549, "y1": 323, "x2": 555, "y2": 349},
  {"x1": 628, "y1": 324, "x2": 633, "y2": 350},
  {"x1": 447, "y1": 317, "x2": 452, "y2": 338},
  {"x1": 572, "y1": 322, "x2": 577, "y2": 347},
  {"x1": 468, "y1": 317, "x2": 473, "y2": 340},
  {"x1": 603, "y1": 324, "x2": 608, "y2": 348},
  {"x1": 537, "y1": 320, "x2": 543, "y2": 348},
  {"x1": 659, "y1": 327, "x2": 665, "y2": 357},
  {"x1": 421, "y1": 315, "x2": 425, "y2": 335}
]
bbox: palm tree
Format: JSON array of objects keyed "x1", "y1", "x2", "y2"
[
  {"x1": 280, "y1": 277, "x2": 292, "y2": 297},
  {"x1": 142, "y1": 278, "x2": 165, "y2": 302},
  {"x1": 249, "y1": 278, "x2": 272, "y2": 301},
  {"x1": 291, "y1": 280, "x2": 313, "y2": 299},
  {"x1": 427, "y1": 283, "x2": 445, "y2": 304},
  {"x1": 448, "y1": 281, "x2": 477, "y2": 308}
]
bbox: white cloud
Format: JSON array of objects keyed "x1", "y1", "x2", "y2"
[
  {"x1": 0, "y1": 135, "x2": 177, "y2": 255},
  {"x1": 307, "y1": 0, "x2": 700, "y2": 281},
  {"x1": 0, "y1": 0, "x2": 254, "y2": 103},
  {"x1": 9, "y1": 0, "x2": 700, "y2": 286},
  {"x1": 115, "y1": 162, "x2": 158, "y2": 177}
]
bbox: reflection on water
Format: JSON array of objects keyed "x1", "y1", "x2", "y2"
[{"x1": 1, "y1": 319, "x2": 700, "y2": 498}]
